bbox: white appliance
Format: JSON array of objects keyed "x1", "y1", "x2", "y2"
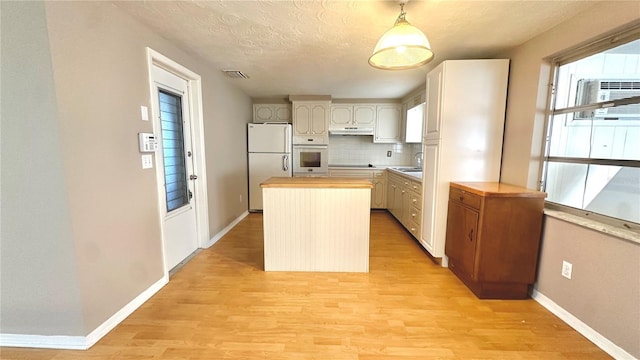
[
  {"x1": 421, "y1": 59, "x2": 509, "y2": 267},
  {"x1": 248, "y1": 123, "x2": 292, "y2": 211},
  {"x1": 293, "y1": 144, "x2": 328, "y2": 176}
]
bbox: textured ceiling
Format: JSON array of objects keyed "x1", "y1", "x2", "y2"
[{"x1": 113, "y1": 0, "x2": 602, "y2": 100}]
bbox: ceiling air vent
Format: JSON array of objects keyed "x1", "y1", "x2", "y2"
[{"x1": 222, "y1": 70, "x2": 249, "y2": 79}]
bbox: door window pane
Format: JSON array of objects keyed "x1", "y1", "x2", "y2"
[{"x1": 159, "y1": 90, "x2": 189, "y2": 212}]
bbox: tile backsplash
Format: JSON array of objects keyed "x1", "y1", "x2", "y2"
[{"x1": 328, "y1": 136, "x2": 422, "y2": 167}]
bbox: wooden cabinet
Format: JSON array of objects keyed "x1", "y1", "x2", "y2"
[
  {"x1": 292, "y1": 101, "x2": 330, "y2": 144},
  {"x1": 420, "y1": 59, "x2": 510, "y2": 264},
  {"x1": 329, "y1": 104, "x2": 376, "y2": 128},
  {"x1": 374, "y1": 104, "x2": 402, "y2": 143},
  {"x1": 328, "y1": 168, "x2": 386, "y2": 209},
  {"x1": 253, "y1": 104, "x2": 291, "y2": 123},
  {"x1": 445, "y1": 182, "x2": 546, "y2": 299}
]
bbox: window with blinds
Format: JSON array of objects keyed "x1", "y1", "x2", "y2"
[
  {"x1": 542, "y1": 32, "x2": 640, "y2": 229},
  {"x1": 159, "y1": 90, "x2": 189, "y2": 212}
]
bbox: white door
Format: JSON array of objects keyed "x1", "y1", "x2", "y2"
[{"x1": 151, "y1": 65, "x2": 199, "y2": 271}]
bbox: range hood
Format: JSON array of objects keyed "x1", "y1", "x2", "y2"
[{"x1": 329, "y1": 126, "x2": 375, "y2": 136}]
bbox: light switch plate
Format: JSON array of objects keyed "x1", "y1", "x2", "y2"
[
  {"x1": 141, "y1": 154, "x2": 153, "y2": 169},
  {"x1": 141, "y1": 106, "x2": 149, "y2": 121}
]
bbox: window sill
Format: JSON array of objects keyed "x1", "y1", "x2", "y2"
[{"x1": 543, "y1": 208, "x2": 640, "y2": 246}]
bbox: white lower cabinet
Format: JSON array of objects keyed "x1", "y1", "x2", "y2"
[
  {"x1": 328, "y1": 169, "x2": 386, "y2": 209},
  {"x1": 386, "y1": 170, "x2": 422, "y2": 239}
]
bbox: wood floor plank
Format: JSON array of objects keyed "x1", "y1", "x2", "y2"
[{"x1": 0, "y1": 212, "x2": 612, "y2": 359}]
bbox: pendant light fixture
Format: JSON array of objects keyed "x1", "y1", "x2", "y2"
[{"x1": 368, "y1": 2, "x2": 434, "y2": 70}]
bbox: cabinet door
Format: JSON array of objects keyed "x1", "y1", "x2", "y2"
[
  {"x1": 374, "y1": 105, "x2": 402, "y2": 143},
  {"x1": 387, "y1": 178, "x2": 396, "y2": 214},
  {"x1": 311, "y1": 103, "x2": 328, "y2": 136},
  {"x1": 445, "y1": 201, "x2": 478, "y2": 279},
  {"x1": 353, "y1": 105, "x2": 375, "y2": 126},
  {"x1": 424, "y1": 63, "x2": 443, "y2": 141},
  {"x1": 371, "y1": 179, "x2": 386, "y2": 208},
  {"x1": 254, "y1": 104, "x2": 274, "y2": 123},
  {"x1": 420, "y1": 143, "x2": 439, "y2": 254},
  {"x1": 330, "y1": 105, "x2": 353, "y2": 127},
  {"x1": 293, "y1": 103, "x2": 311, "y2": 135},
  {"x1": 274, "y1": 104, "x2": 291, "y2": 122}
]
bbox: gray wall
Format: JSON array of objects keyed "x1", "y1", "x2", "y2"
[
  {"x1": 0, "y1": 1, "x2": 85, "y2": 336},
  {"x1": 498, "y1": 2, "x2": 640, "y2": 358},
  {"x1": 1, "y1": 0, "x2": 251, "y2": 336}
]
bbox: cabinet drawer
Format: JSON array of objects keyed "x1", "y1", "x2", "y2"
[
  {"x1": 411, "y1": 180, "x2": 422, "y2": 195},
  {"x1": 410, "y1": 193, "x2": 422, "y2": 210},
  {"x1": 409, "y1": 220, "x2": 421, "y2": 239},
  {"x1": 373, "y1": 171, "x2": 386, "y2": 179},
  {"x1": 409, "y1": 205, "x2": 421, "y2": 223},
  {"x1": 450, "y1": 187, "x2": 481, "y2": 210}
]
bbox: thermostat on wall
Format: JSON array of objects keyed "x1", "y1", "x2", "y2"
[{"x1": 138, "y1": 132, "x2": 158, "y2": 152}]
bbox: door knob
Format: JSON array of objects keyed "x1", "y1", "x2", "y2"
[{"x1": 190, "y1": 174, "x2": 198, "y2": 180}]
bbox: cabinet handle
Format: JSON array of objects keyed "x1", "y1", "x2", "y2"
[
  {"x1": 459, "y1": 196, "x2": 464, "y2": 202},
  {"x1": 468, "y1": 229, "x2": 474, "y2": 241}
]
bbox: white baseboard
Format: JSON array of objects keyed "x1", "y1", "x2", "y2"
[
  {"x1": 531, "y1": 289, "x2": 637, "y2": 360},
  {"x1": 0, "y1": 275, "x2": 168, "y2": 350},
  {"x1": 203, "y1": 210, "x2": 249, "y2": 248}
]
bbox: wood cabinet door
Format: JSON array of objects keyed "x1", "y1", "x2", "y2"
[
  {"x1": 374, "y1": 105, "x2": 402, "y2": 143},
  {"x1": 445, "y1": 201, "x2": 478, "y2": 279},
  {"x1": 330, "y1": 105, "x2": 352, "y2": 127},
  {"x1": 371, "y1": 179, "x2": 386, "y2": 208},
  {"x1": 353, "y1": 105, "x2": 375, "y2": 125},
  {"x1": 293, "y1": 103, "x2": 311, "y2": 135},
  {"x1": 311, "y1": 104, "x2": 328, "y2": 135},
  {"x1": 424, "y1": 63, "x2": 443, "y2": 141}
]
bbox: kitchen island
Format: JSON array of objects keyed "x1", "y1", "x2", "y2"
[{"x1": 260, "y1": 177, "x2": 372, "y2": 272}]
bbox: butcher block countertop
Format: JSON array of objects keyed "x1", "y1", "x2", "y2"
[
  {"x1": 261, "y1": 177, "x2": 373, "y2": 189},
  {"x1": 451, "y1": 182, "x2": 547, "y2": 198}
]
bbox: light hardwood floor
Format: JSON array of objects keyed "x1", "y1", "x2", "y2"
[{"x1": 1, "y1": 212, "x2": 611, "y2": 359}]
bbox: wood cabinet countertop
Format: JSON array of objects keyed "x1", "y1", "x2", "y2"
[
  {"x1": 261, "y1": 177, "x2": 373, "y2": 189},
  {"x1": 450, "y1": 182, "x2": 547, "y2": 198}
]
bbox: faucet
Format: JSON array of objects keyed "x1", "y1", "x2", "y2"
[{"x1": 414, "y1": 152, "x2": 424, "y2": 168}]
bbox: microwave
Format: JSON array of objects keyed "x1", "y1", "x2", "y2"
[{"x1": 293, "y1": 144, "x2": 328, "y2": 176}]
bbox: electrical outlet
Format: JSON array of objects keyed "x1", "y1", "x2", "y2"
[
  {"x1": 239, "y1": 194, "x2": 243, "y2": 203},
  {"x1": 387, "y1": 150, "x2": 392, "y2": 157},
  {"x1": 561, "y1": 260, "x2": 573, "y2": 279}
]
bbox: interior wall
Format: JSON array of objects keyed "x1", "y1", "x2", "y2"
[
  {"x1": 498, "y1": 2, "x2": 640, "y2": 358},
  {"x1": 0, "y1": 0, "x2": 252, "y2": 337},
  {"x1": 0, "y1": 1, "x2": 85, "y2": 335},
  {"x1": 537, "y1": 217, "x2": 640, "y2": 357}
]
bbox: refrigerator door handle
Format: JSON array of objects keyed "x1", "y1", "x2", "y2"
[
  {"x1": 282, "y1": 155, "x2": 289, "y2": 172},
  {"x1": 284, "y1": 126, "x2": 291, "y2": 152}
]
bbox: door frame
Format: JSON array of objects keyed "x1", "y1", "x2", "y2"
[{"x1": 146, "y1": 48, "x2": 209, "y2": 273}]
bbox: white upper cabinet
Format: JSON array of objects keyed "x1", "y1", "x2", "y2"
[
  {"x1": 253, "y1": 104, "x2": 291, "y2": 123},
  {"x1": 424, "y1": 63, "x2": 443, "y2": 141},
  {"x1": 329, "y1": 104, "x2": 376, "y2": 128},
  {"x1": 292, "y1": 101, "x2": 330, "y2": 144},
  {"x1": 330, "y1": 105, "x2": 353, "y2": 127},
  {"x1": 374, "y1": 104, "x2": 402, "y2": 143},
  {"x1": 353, "y1": 105, "x2": 376, "y2": 126}
]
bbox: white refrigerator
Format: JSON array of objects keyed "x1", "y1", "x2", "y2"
[{"x1": 248, "y1": 123, "x2": 292, "y2": 210}]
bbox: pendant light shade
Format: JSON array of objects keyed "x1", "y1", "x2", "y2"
[{"x1": 369, "y1": 4, "x2": 434, "y2": 70}]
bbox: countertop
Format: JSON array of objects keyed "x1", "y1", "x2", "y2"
[
  {"x1": 261, "y1": 177, "x2": 373, "y2": 189},
  {"x1": 329, "y1": 165, "x2": 423, "y2": 181},
  {"x1": 451, "y1": 182, "x2": 547, "y2": 198}
]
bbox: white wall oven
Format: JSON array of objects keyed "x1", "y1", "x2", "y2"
[{"x1": 293, "y1": 145, "x2": 328, "y2": 176}]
